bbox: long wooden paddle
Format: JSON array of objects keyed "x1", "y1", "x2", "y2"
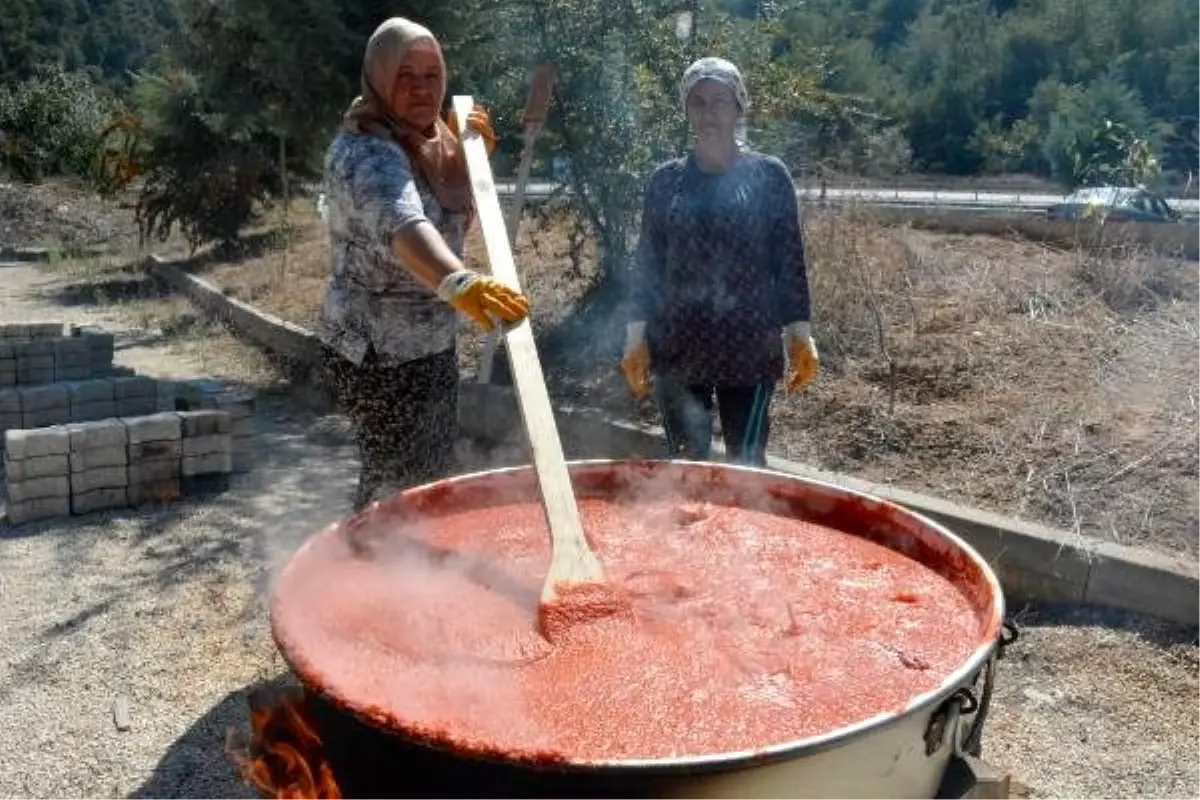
[
  {"x1": 450, "y1": 95, "x2": 608, "y2": 627},
  {"x1": 477, "y1": 63, "x2": 557, "y2": 385}
]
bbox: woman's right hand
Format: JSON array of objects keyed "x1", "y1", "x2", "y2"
[{"x1": 437, "y1": 269, "x2": 530, "y2": 332}]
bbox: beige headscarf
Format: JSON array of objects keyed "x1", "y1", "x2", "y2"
[{"x1": 342, "y1": 18, "x2": 474, "y2": 220}]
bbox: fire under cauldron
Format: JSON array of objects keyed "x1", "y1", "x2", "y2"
[{"x1": 259, "y1": 459, "x2": 1007, "y2": 799}]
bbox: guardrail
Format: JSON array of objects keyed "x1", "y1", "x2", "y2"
[{"x1": 491, "y1": 182, "x2": 1200, "y2": 220}]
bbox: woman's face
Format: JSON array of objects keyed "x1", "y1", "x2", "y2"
[
  {"x1": 686, "y1": 79, "x2": 740, "y2": 144},
  {"x1": 389, "y1": 39, "x2": 444, "y2": 130}
]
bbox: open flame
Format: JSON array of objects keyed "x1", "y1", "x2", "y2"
[{"x1": 228, "y1": 685, "x2": 343, "y2": 799}]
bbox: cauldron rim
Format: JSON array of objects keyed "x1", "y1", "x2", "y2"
[{"x1": 269, "y1": 458, "x2": 1006, "y2": 774}]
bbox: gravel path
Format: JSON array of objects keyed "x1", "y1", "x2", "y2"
[{"x1": 0, "y1": 260, "x2": 1196, "y2": 798}]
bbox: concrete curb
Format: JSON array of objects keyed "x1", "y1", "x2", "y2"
[{"x1": 151, "y1": 252, "x2": 1199, "y2": 627}]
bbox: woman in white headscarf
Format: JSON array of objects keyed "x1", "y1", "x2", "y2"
[
  {"x1": 319, "y1": 18, "x2": 531, "y2": 510},
  {"x1": 620, "y1": 56, "x2": 819, "y2": 466}
]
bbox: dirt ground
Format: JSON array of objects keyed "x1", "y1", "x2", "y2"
[{"x1": 0, "y1": 223, "x2": 1196, "y2": 798}]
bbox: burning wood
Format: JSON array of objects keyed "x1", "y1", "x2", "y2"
[{"x1": 228, "y1": 685, "x2": 342, "y2": 799}]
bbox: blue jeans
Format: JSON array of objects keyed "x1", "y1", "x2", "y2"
[{"x1": 653, "y1": 377, "x2": 774, "y2": 466}]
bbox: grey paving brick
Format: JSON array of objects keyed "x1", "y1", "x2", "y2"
[
  {"x1": 0, "y1": 412, "x2": 21, "y2": 434},
  {"x1": 71, "y1": 401, "x2": 117, "y2": 423},
  {"x1": 55, "y1": 364, "x2": 92, "y2": 382},
  {"x1": 7, "y1": 495, "x2": 71, "y2": 524},
  {"x1": 230, "y1": 416, "x2": 255, "y2": 438},
  {"x1": 113, "y1": 376, "x2": 157, "y2": 400},
  {"x1": 214, "y1": 393, "x2": 255, "y2": 419},
  {"x1": 181, "y1": 473, "x2": 230, "y2": 496},
  {"x1": 68, "y1": 380, "x2": 116, "y2": 404},
  {"x1": 128, "y1": 439, "x2": 182, "y2": 462},
  {"x1": 0, "y1": 389, "x2": 20, "y2": 414},
  {"x1": 23, "y1": 407, "x2": 71, "y2": 429},
  {"x1": 20, "y1": 384, "x2": 68, "y2": 410},
  {"x1": 17, "y1": 356, "x2": 55, "y2": 373},
  {"x1": 179, "y1": 410, "x2": 232, "y2": 437},
  {"x1": 128, "y1": 479, "x2": 180, "y2": 506},
  {"x1": 6, "y1": 426, "x2": 70, "y2": 459},
  {"x1": 69, "y1": 418, "x2": 127, "y2": 452},
  {"x1": 124, "y1": 412, "x2": 180, "y2": 444},
  {"x1": 230, "y1": 451, "x2": 254, "y2": 473},
  {"x1": 72, "y1": 487, "x2": 128, "y2": 515},
  {"x1": 53, "y1": 338, "x2": 91, "y2": 358},
  {"x1": 182, "y1": 434, "x2": 230, "y2": 457},
  {"x1": 0, "y1": 371, "x2": 15, "y2": 388},
  {"x1": 70, "y1": 446, "x2": 127, "y2": 472},
  {"x1": 0, "y1": 343, "x2": 12, "y2": 358},
  {"x1": 181, "y1": 452, "x2": 231, "y2": 476},
  {"x1": 82, "y1": 331, "x2": 116, "y2": 352},
  {"x1": 71, "y1": 465, "x2": 128, "y2": 493},
  {"x1": 27, "y1": 323, "x2": 65, "y2": 338},
  {"x1": 16, "y1": 370, "x2": 56, "y2": 387},
  {"x1": 116, "y1": 396, "x2": 158, "y2": 417},
  {"x1": 0, "y1": 325, "x2": 28, "y2": 338},
  {"x1": 18, "y1": 339, "x2": 56, "y2": 356},
  {"x1": 5, "y1": 454, "x2": 68, "y2": 482},
  {"x1": 127, "y1": 457, "x2": 180, "y2": 484},
  {"x1": 7, "y1": 475, "x2": 70, "y2": 503}
]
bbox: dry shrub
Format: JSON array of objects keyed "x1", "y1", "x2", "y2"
[
  {"x1": 804, "y1": 208, "x2": 915, "y2": 365},
  {"x1": 1072, "y1": 246, "x2": 1193, "y2": 315}
]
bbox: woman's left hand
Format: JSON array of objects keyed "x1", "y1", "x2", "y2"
[
  {"x1": 448, "y1": 104, "x2": 497, "y2": 156},
  {"x1": 784, "y1": 322, "x2": 819, "y2": 394}
]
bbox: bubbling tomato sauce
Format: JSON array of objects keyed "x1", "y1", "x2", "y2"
[{"x1": 271, "y1": 496, "x2": 987, "y2": 765}]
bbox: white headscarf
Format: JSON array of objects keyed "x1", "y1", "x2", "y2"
[{"x1": 679, "y1": 57, "x2": 751, "y2": 147}]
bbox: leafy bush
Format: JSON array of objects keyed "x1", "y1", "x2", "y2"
[{"x1": 0, "y1": 64, "x2": 114, "y2": 182}]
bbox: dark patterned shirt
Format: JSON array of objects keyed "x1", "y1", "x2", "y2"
[
  {"x1": 317, "y1": 132, "x2": 468, "y2": 367},
  {"x1": 629, "y1": 151, "x2": 811, "y2": 385}
]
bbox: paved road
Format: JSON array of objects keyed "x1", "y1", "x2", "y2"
[{"x1": 497, "y1": 181, "x2": 1200, "y2": 218}]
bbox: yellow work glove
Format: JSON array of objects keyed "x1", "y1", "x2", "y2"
[
  {"x1": 437, "y1": 270, "x2": 530, "y2": 332},
  {"x1": 447, "y1": 104, "x2": 497, "y2": 156},
  {"x1": 784, "y1": 321, "x2": 819, "y2": 394},
  {"x1": 619, "y1": 321, "x2": 652, "y2": 399}
]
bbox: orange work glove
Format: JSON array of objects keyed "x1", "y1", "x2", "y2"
[
  {"x1": 437, "y1": 269, "x2": 530, "y2": 332},
  {"x1": 784, "y1": 321, "x2": 819, "y2": 394},
  {"x1": 447, "y1": 104, "x2": 497, "y2": 156},
  {"x1": 619, "y1": 321, "x2": 652, "y2": 399}
]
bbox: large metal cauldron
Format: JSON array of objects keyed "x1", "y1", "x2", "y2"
[{"x1": 271, "y1": 459, "x2": 1006, "y2": 799}]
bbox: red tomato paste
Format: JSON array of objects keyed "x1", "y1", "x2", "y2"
[{"x1": 271, "y1": 496, "x2": 986, "y2": 765}]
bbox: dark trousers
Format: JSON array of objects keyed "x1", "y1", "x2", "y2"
[{"x1": 653, "y1": 377, "x2": 774, "y2": 466}]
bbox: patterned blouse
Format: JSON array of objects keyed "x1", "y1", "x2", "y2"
[
  {"x1": 628, "y1": 151, "x2": 812, "y2": 386},
  {"x1": 317, "y1": 131, "x2": 468, "y2": 367}
]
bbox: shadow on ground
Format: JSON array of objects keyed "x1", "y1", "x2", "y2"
[{"x1": 127, "y1": 674, "x2": 291, "y2": 800}]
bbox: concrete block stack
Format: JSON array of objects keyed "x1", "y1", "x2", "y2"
[
  {"x1": 21, "y1": 385, "x2": 70, "y2": 429},
  {"x1": 53, "y1": 337, "x2": 93, "y2": 382},
  {"x1": 16, "y1": 338, "x2": 56, "y2": 387},
  {"x1": 4, "y1": 427, "x2": 71, "y2": 524},
  {"x1": 125, "y1": 412, "x2": 184, "y2": 507},
  {"x1": 0, "y1": 323, "x2": 65, "y2": 340},
  {"x1": 114, "y1": 376, "x2": 158, "y2": 418},
  {"x1": 0, "y1": 342, "x2": 15, "y2": 388},
  {"x1": 0, "y1": 389, "x2": 19, "y2": 438},
  {"x1": 179, "y1": 410, "x2": 233, "y2": 494},
  {"x1": 69, "y1": 419, "x2": 128, "y2": 515},
  {"x1": 173, "y1": 380, "x2": 255, "y2": 472},
  {"x1": 69, "y1": 325, "x2": 116, "y2": 378},
  {"x1": 67, "y1": 379, "x2": 117, "y2": 422}
]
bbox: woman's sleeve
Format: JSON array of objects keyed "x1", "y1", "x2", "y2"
[
  {"x1": 629, "y1": 167, "x2": 669, "y2": 324},
  {"x1": 766, "y1": 158, "x2": 811, "y2": 325},
  {"x1": 349, "y1": 142, "x2": 429, "y2": 248}
]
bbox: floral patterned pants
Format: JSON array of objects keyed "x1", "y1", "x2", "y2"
[{"x1": 321, "y1": 345, "x2": 458, "y2": 510}]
